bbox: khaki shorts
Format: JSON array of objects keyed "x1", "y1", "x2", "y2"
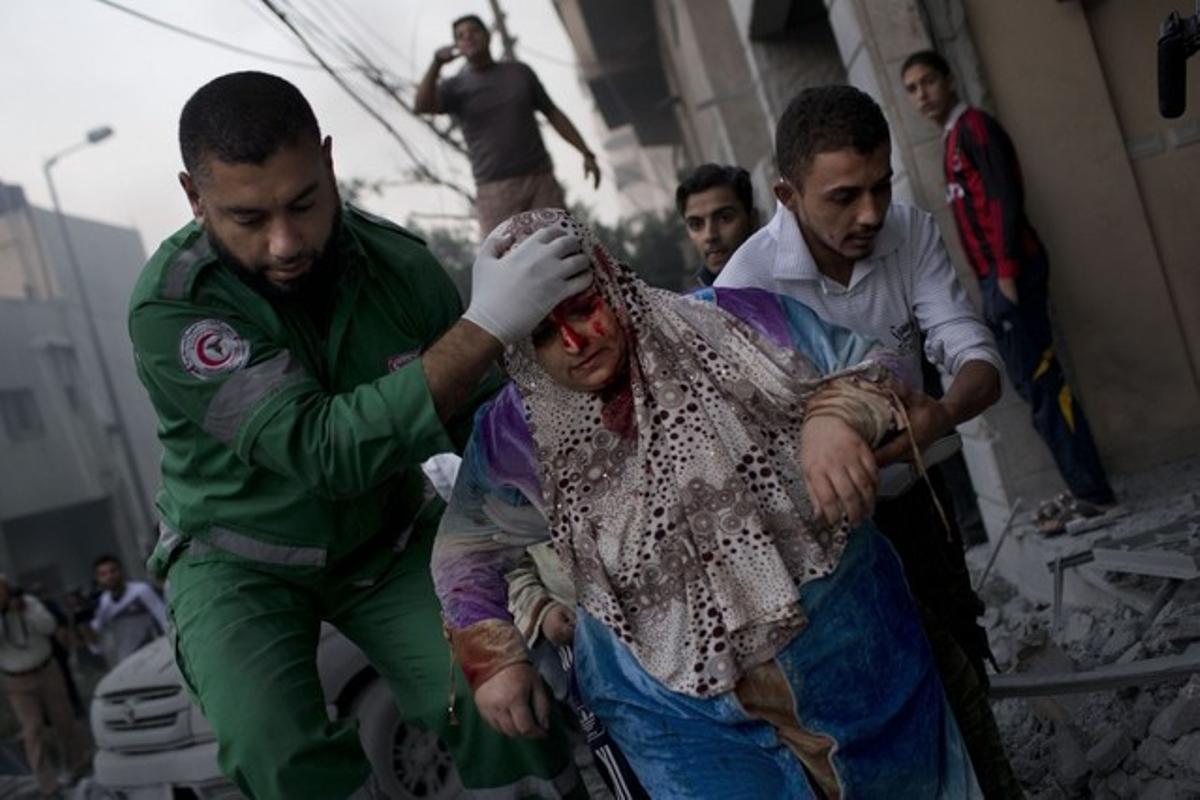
[{"x1": 475, "y1": 169, "x2": 566, "y2": 237}]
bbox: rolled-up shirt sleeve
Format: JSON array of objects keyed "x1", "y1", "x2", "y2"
[{"x1": 910, "y1": 212, "x2": 1003, "y2": 378}]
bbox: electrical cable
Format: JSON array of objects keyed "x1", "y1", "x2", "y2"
[
  {"x1": 258, "y1": 0, "x2": 475, "y2": 204},
  {"x1": 90, "y1": 0, "x2": 339, "y2": 71}
]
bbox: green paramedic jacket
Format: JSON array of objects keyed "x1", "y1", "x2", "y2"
[{"x1": 129, "y1": 205, "x2": 500, "y2": 579}]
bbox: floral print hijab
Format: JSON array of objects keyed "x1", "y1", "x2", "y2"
[{"x1": 497, "y1": 209, "x2": 897, "y2": 696}]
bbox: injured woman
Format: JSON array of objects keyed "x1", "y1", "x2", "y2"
[{"x1": 432, "y1": 208, "x2": 982, "y2": 798}]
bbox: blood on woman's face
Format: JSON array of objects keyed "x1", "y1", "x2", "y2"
[{"x1": 531, "y1": 288, "x2": 628, "y2": 393}]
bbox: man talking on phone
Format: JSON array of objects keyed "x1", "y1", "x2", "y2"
[{"x1": 414, "y1": 13, "x2": 601, "y2": 236}]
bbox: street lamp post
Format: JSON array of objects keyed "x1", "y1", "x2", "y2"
[{"x1": 43, "y1": 127, "x2": 156, "y2": 545}]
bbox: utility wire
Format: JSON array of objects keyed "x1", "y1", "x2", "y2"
[
  {"x1": 90, "y1": 0, "x2": 335, "y2": 71},
  {"x1": 296, "y1": 0, "x2": 404, "y2": 70},
  {"x1": 519, "y1": 43, "x2": 580, "y2": 69},
  {"x1": 326, "y1": 0, "x2": 410, "y2": 65},
  {"x1": 279, "y1": 0, "x2": 468, "y2": 158},
  {"x1": 258, "y1": 0, "x2": 475, "y2": 204},
  {"x1": 278, "y1": 0, "x2": 360, "y2": 67}
]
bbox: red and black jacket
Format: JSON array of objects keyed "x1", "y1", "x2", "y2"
[{"x1": 944, "y1": 107, "x2": 1045, "y2": 280}]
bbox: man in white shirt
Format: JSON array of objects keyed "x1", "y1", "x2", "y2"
[
  {"x1": 0, "y1": 576, "x2": 89, "y2": 797},
  {"x1": 716, "y1": 85, "x2": 1021, "y2": 798},
  {"x1": 89, "y1": 555, "x2": 167, "y2": 667}
]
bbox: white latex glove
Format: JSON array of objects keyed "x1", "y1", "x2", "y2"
[{"x1": 463, "y1": 226, "x2": 592, "y2": 345}]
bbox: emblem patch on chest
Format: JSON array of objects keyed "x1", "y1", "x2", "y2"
[
  {"x1": 889, "y1": 320, "x2": 918, "y2": 353},
  {"x1": 386, "y1": 350, "x2": 419, "y2": 373},
  {"x1": 179, "y1": 319, "x2": 251, "y2": 380}
]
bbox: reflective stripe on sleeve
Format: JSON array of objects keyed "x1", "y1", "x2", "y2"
[
  {"x1": 206, "y1": 526, "x2": 326, "y2": 567},
  {"x1": 162, "y1": 235, "x2": 213, "y2": 300},
  {"x1": 155, "y1": 521, "x2": 182, "y2": 554},
  {"x1": 202, "y1": 350, "x2": 307, "y2": 446}
]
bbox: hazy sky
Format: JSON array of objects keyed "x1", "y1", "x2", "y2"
[{"x1": 1, "y1": 0, "x2": 621, "y2": 255}]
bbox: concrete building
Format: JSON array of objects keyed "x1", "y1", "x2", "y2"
[
  {"x1": 552, "y1": 0, "x2": 1200, "y2": 544},
  {"x1": 0, "y1": 181, "x2": 159, "y2": 593}
]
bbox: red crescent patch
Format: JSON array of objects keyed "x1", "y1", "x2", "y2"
[{"x1": 180, "y1": 319, "x2": 251, "y2": 380}]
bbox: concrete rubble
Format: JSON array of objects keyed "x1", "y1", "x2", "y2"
[{"x1": 972, "y1": 457, "x2": 1200, "y2": 798}]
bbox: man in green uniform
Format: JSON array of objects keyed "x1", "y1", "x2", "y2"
[{"x1": 129, "y1": 71, "x2": 591, "y2": 799}]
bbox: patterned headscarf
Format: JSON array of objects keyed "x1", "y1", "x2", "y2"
[{"x1": 498, "y1": 209, "x2": 896, "y2": 696}]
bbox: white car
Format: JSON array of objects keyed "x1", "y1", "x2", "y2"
[{"x1": 88, "y1": 625, "x2": 461, "y2": 799}]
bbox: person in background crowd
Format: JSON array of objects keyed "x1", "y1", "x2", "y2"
[
  {"x1": 901, "y1": 49, "x2": 1117, "y2": 536},
  {"x1": 676, "y1": 163, "x2": 760, "y2": 286},
  {"x1": 26, "y1": 583, "x2": 84, "y2": 717},
  {"x1": 415, "y1": 13, "x2": 601, "y2": 236},
  {"x1": 86, "y1": 555, "x2": 167, "y2": 667},
  {"x1": 0, "y1": 575, "x2": 90, "y2": 798}
]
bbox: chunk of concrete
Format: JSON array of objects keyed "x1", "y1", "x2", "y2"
[
  {"x1": 1100, "y1": 627, "x2": 1138, "y2": 661},
  {"x1": 1055, "y1": 728, "x2": 1091, "y2": 790},
  {"x1": 1149, "y1": 691, "x2": 1200, "y2": 741},
  {"x1": 1167, "y1": 731, "x2": 1200, "y2": 774},
  {"x1": 1133, "y1": 691, "x2": 1160, "y2": 739},
  {"x1": 1136, "y1": 736, "x2": 1172, "y2": 775},
  {"x1": 1062, "y1": 610, "x2": 1095, "y2": 644},
  {"x1": 1105, "y1": 769, "x2": 1133, "y2": 797},
  {"x1": 1140, "y1": 777, "x2": 1179, "y2": 800},
  {"x1": 1086, "y1": 729, "x2": 1133, "y2": 775}
]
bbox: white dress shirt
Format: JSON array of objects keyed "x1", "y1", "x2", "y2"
[{"x1": 715, "y1": 202, "x2": 1000, "y2": 385}]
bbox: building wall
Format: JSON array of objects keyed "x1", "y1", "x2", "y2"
[
  {"x1": 31, "y1": 207, "x2": 161, "y2": 520},
  {"x1": 960, "y1": 0, "x2": 1200, "y2": 470},
  {"x1": 0, "y1": 184, "x2": 60, "y2": 301},
  {"x1": 0, "y1": 185, "x2": 158, "y2": 583},
  {"x1": 729, "y1": 0, "x2": 847, "y2": 213},
  {"x1": 0, "y1": 300, "x2": 109, "y2": 519}
]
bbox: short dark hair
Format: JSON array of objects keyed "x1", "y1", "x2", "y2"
[
  {"x1": 675, "y1": 164, "x2": 755, "y2": 218},
  {"x1": 93, "y1": 554, "x2": 121, "y2": 570},
  {"x1": 774, "y1": 85, "x2": 890, "y2": 181},
  {"x1": 452, "y1": 14, "x2": 488, "y2": 35},
  {"x1": 179, "y1": 71, "x2": 321, "y2": 179},
  {"x1": 901, "y1": 50, "x2": 951, "y2": 79}
]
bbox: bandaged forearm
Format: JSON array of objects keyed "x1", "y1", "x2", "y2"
[
  {"x1": 803, "y1": 376, "x2": 904, "y2": 447},
  {"x1": 448, "y1": 619, "x2": 530, "y2": 690}
]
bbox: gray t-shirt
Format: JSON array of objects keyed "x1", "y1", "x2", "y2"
[{"x1": 438, "y1": 61, "x2": 554, "y2": 184}]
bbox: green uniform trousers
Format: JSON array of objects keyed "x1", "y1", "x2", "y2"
[{"x1": 167, "y1": 525, "x2": 578, "y2": 799}]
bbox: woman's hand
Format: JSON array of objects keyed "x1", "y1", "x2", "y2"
[
  {"x1": 540, "y1": 603, "x2": 576, "y2": 646},
  {"x1": 800, "y1": 415, "x2": 879, "y2": 527},
  {"x1": 474, "y1": 663, "x2": 550, "y2": 738}
]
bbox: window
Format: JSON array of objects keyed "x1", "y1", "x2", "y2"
[
  {"x1": 45, "y1": 344, "x2": 82, "y2": 414},
  {"x1": 0, "y1": 389, "x2": 45, "y2": 441}
]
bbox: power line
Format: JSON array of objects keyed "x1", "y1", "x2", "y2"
[
  {"x1": 520, "y1": 43, "x2": 580, "y2": 69},
  {"x1": 304, "y1": 0, "x2": 408, "y2": 68},
  {"x1": 258, "y1": 0, "x2": 475, "y2": 204},
  {"x1": 90, "y1": 0, "x2": 336, "y2": 71},
  {"x1": 277, "y1": 0, "x2": 468, "y2": 159},
  {"x1": 278, "y1": 0, "x2": 362, "y2": 68}
]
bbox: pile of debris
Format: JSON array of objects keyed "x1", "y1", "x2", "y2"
[{"x1": 973, "y1": 458, "x2": 1200, "y2": 798}]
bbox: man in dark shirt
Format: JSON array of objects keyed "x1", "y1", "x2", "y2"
[
  {"x1": 902, "y1": 50, "x2": 1116, "y2": 533},
  {"x1": 675, "y1": 163, "x2": 759, "y2": 286},
  {"x1": 415, "y1": 14, "x2": 600, "y2": 236}
]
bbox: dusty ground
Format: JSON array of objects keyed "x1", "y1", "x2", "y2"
[{"x1": 972, "y1": 457, "x2": 1200, "y2": 799}]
